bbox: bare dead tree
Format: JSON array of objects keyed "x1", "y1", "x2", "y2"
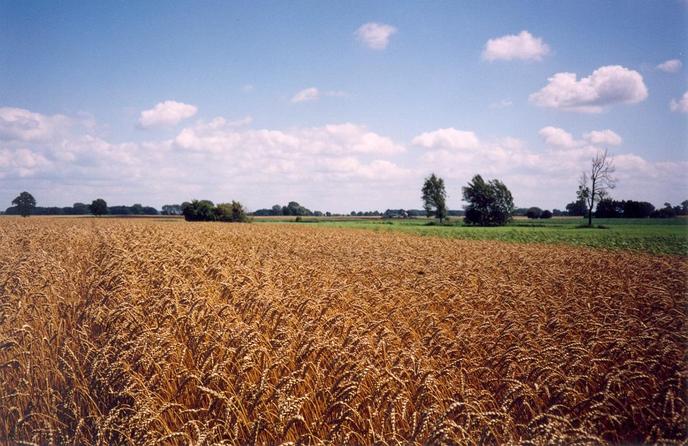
[{"x1": 577, "y1": 148, "x2": 616, "y2": 226}]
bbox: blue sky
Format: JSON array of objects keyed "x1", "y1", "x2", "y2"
[{"x1": 1, "y1": 0, "x2": 686, "y2": 212}]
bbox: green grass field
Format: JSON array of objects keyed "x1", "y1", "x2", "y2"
[{"x1": 256, "y1": 216, "x2": 688, "y2": 256}]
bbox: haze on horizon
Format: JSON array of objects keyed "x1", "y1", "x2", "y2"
[{"x1": 1, "y1": 0, "x2": 686, "y2": 213}]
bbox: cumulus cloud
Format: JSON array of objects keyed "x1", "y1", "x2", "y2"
[
  {"x1": 583, "y1": 129, "x2": 622, "y2": 146},
  {"x1": 355, "y1": 22, "x2": 397, "y2": 50},
  {"x1": 412, "y1": 128, "x2": 480, "y2": 150},
  {"x1": 174, "y1": 120, "x2": 404, "y2": 156},
  {"x1": 538, "y1": 126, "x2": 622, "y2": 148},
  {"x1": 656, "y1": 59, "x2": 682, "y2": 73},
  {"x1": 0, "y1": 107, "x2": 71, "y2": 142},
  {"x1": 482, "y1": 30, "x2": 550, "y2": 62},
  {"x1": 538, "y1": 127, "x2": 577, "y2": 148},
  {"x1": 670, "y1": 91, "x2": 688, "y2": 113},
  {"x1": 529, "y1": 65, "x2": 648, "y2": 113},
  {"x1": 138, "y1": 100, "x2": 198, "y2": 128}
]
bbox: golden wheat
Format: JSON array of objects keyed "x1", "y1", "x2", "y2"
[{"x1": 0, "y1": 217, "x2": 686, "y2": 445}]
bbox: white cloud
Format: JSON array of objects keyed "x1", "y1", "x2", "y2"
[
  {"x1": 412, "y1": 128, "x2": 480, "y2": 150},
  {"x1": 355, "y1": 22, "x2": 397, "y2": 50},
  {"x1": 482, "y1": 31, "x2": 550, "y2": 62},
  {"x1": 138, "y1": 100, "x2": 198, "y2": 128},
  {"x1": 416, "y1": 127, "x2": 685, "y2": 209},
  {"x1": 656, "y1": 59, "x2": 682, "y2": 73},
  {"x1": 538, "y1": 126, "x2": 577, "y2": 148},
  {"x1": 529, "y1": 65, "x2": 648, "y2": 113},
  {"x1": 0, "y1": 107, "x2": 71, "y2": 142},
  {"x1": 174, "y1": 121, "x2": 404, "y2": 156},
  {"x1": 1, "y1": 105, "x2": 685, "y2": 213},
  {"x1": 291, "y1": 87, "x2": 320, "y2": 103},
  {"x1": 670, "y1": 91, "x2": 688, "y2": 113},
  {"x1": 538, "y1": 126, "x2": 622, "y2": 148},
  {"x1": 583, "y1": 129, "x2": 622, "y2": 146}
]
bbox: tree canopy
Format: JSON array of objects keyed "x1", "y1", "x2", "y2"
[
  {"x1": 12, "y1": 192, "x2": 36, "y2": 217},
  {"x1": 90, "y1": 198, "x2": 108, "y2": 216},
  {"x1": 462, "y1": 175, "x2": 514, "y2": 226},
  {"x1": 421, "y1": 173, "x2": 448, "y2": 223}
]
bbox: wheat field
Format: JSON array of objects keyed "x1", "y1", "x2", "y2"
[{"x1": 1, "y1": 218, "x2": 686, "y2": 445}]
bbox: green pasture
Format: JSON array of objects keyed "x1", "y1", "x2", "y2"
[{"x1": 256, "y1": 216, "x2": 688, "y2": 256}]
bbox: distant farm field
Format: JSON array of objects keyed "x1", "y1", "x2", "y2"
[
  {"x1": 256, "y1": 216, "x2": 688, "y2": 256},
  {"x1": 1, "y1": 218, "x2": 686, "y2": 444}
]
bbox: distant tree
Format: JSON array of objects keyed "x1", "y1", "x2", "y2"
[
  {"x1": 161, "y1": 204, "x2": 182, "y2": 215},
  {"x1": 650, "y1": 202, "x2": 677, "y2": 219},
  {"x1": 90, "y1": 198, "x2": 108, "y2": 216},
  {"x1": 12, "y1": 192, "x2": 36, "y2": 217},
  {"x1": 541, "y1": 210, "x2": 553, "y2": 219},
  {"x1": 271, "y1": 204, "x2": 282, "y2": 216},
  {"x1": 215, "y1": 201, "x2": 249, "y2": 222},
  {"x1": 565, "y1": 199, "x2": 587, "y2": 217},
  {"x1": 577, "y1": 149, "x2": 616, "y2": 226},
  {"x1": 421, "y1": 173, "x2": 448, "y2": 223},
  {"x1": 383, "y1": 209, "x2": 408, "y2": 219},
  {"x1": 283, "y1": 201, "x2": 311, "y2": 216},
  {"x1": 622, "y1": 200, "x2": 654, "y2": 218},
  {"x1": 325, "y1": 211, "x2": 332, "y2": 217},
  {"x1": 526, "y1": 207, "x2": 542, "y2": 219},
  {"x1": 72, "y1": 202, "x2": 90, "y2": 215},
  {"x1": 462, "y1": 175, "x2": 514, "y2": 226},
  {"x1": 130, "y1": 203, "x2": 144, "y2": 215},
  {"x1": 182, "y1": 200, "x2": 216, "y2": 221},
  {"x1": 681, "y1": 200, "x2": 688, "y2": 216},
  {"x1": 594, "y1": 198, "x2": 623, "y2": 218},
  {"x1": 552, "y1": 209, "x2": 563, "y2": 217}
]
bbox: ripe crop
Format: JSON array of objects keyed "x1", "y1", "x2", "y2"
[{"x1": 1, "y1": 218, "x2": 686, "y2": 444}]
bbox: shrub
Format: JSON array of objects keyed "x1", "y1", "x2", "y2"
[
  {"x1": 526, "y1": 207, "x2": 542, "y2": 219},
  {"x1": 541, "y1": 210, "x2": 553, "y2": 219}
]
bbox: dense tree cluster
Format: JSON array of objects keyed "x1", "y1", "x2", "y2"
[
  {"x1": 181, "y1": 200, "x2": 249, "y2": 222},
  {"x1": 253, "y1": 201, "x2": 316, "y2": 217}
]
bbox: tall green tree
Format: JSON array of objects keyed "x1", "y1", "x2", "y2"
[
  {"x1": 421, "y1": 173, "x2": 448, "y2": 223},
  {"x1": 462, "y1": 175, "x2": 514, "y2": 226},
  {"x1": 12, "y1": 191, "x2": 36, "y2": 217},
  {"x1": 90, "y1": 198, "x2": 108, "y2": 216}
]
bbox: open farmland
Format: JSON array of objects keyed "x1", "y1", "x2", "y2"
[{"x1": 1, "y1": 218, "x2": 686, "y2": 444}]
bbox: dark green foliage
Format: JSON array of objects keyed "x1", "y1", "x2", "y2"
[
  {"x1": 526, "y1": 207, "x2": 542, "y2": 219},
  {"x1": 12, "y1": 192, "x2": 36, "y2": 217},
  {"x1": 182, "y1": 199, "x2": 249, "y2": 222},
  {"x1": 462, "y1": 175, "x2": 514, "y2": 226},
  {"x1": 90, "y1": 198, "x2": 108, "y2": 216},
  {"x1": 565, "y1": 199, "x2": 587, "y2": 216},
  {"x1": 421, "y1": 173, "x2": 448, "y2": 223},
  {"x1": 541, "y1": 210, "x2": 553, "y2": 219},
  {"x1": 215, "y1": 201, "x2": 249, "y2": 222}
]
